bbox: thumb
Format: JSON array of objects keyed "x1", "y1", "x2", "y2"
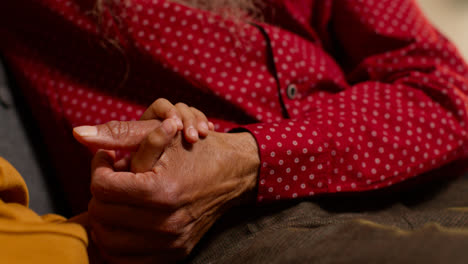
[{"x1": 73, "y1": 120, "x2": 161, "y2": 151}]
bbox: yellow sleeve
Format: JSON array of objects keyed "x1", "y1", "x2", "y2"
[{"x1": 0, "y1": 157, "x2": 89, "y2": 264}]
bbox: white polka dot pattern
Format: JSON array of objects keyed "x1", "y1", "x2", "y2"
[{"x1": 1, "y1": 0, "x2": 468, "y2": 205}]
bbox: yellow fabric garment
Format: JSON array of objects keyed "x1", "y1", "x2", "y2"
[{"x1": 0, "y1": 157, "x2": 89, "y2": 264}]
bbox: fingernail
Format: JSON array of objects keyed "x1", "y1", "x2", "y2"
[
  {"x1": 189, "y1": 127, "x2": 198, "y2": 139},
  {"x1": 73, "y1": 126, "x2": 98, "y2": 137},
  {"x1": 199, "y1": 122, "x2": 209, "y2": 132},
  {"x1": 162, "y1": 120, "x2": 175, "y2": 134}
]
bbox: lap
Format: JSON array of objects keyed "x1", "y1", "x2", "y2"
[{"x1": 187, "y1": 173, "x2": 468, "y2": 264}]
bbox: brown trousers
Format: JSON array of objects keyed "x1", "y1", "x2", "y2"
[{"x1": 187, "y1": 173, "x2": 468, "y2": 264}]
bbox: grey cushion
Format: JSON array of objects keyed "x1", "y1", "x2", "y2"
[{"x1": 0, "y1": 59, "x2": 68, "y2": 216}]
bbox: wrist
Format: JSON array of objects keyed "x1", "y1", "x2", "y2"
[{"x1": 217, "y1": 131, "x2": 260, "y2": 205}]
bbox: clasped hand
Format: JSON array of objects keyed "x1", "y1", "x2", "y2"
[{"x1": 73, "y1": 99, "x2": 259, "y2": 263}]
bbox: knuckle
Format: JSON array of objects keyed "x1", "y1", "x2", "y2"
[
  {"x1": 154, "y1": 98, "x2": 167, "y2": 105},
  {"x1": 146, "y1": 131, "x2": 164, "y2": 147},
  {"x1": 104, "y1": 120, "x2": 129, "y2": 140},
  {"x1": 175, "y1": 102, "x2": 187, "y2": 109},
  {"x1": 147, "y1": 99, "x2": 168, "y2": 118}
]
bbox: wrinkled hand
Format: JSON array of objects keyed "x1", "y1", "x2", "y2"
[
  {"x1": 138, "y1": 98, "x2": 215, "y2": 142},
  {"x1": 73, "y1": 98, "x2": 214, "y2": 152},
  {"x1": 78, "y1": 120, "x2": 259, "y2": 263}
]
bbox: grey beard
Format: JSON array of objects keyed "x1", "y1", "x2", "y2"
[{"x1": 170, "y1": 0, "x2": 264, "y2": 21}]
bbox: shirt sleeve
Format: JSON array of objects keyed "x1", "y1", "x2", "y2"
[{"x1": 240, "y1": 0, "x2": 468, "y2": 203}]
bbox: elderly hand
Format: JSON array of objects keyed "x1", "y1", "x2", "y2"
[
  {"x1": 73, "y1": 99, "x2": 260, "y2": 263},
  {"x1": 138, "y1": 98, "x2": 215, "y2": 143},
  {"x1": 73, "y1": 98, "x2": 214, "y2": 152},
  {"x1": 85, "y1": 123, "x2": 258, "y2": 263}
]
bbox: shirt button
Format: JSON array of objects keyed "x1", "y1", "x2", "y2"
[{"x1": 287, "y1": 84, "x2": 297, "y2": 99}]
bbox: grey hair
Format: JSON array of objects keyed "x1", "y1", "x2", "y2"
[
  {"x1": 169, "y1": 0, "x2": 264, "y2": 21},
  {"x1": 95, "y1": 0, "x2": 264, "y2": 22}
]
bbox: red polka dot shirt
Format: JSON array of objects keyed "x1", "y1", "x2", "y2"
[{"x1": 1, "y1": 0, "x2": 468, "y2": 206}]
